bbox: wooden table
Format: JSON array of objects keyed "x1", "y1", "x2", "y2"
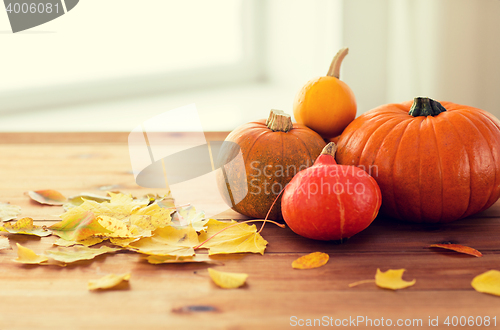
[{"x1": 1, "y1": 132, "x2": 500, "y2": 330}]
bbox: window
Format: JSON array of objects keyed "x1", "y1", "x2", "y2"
[{"x1": 0, "y1": 0, "x2": 263, "y2": 112}]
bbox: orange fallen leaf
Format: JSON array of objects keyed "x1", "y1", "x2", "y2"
[
  {"x1": 375, "y1": 269, "x2": 416, "y2": 290},
  {"x1": 429, "y1": 243, "x2": 482, "y2": 257},
  {"x1": 292, "y1": 252, "x2": 329, "y2": 270},
  {"x1": 27, "y1": 190, "x2": 67, "y2": 206}
]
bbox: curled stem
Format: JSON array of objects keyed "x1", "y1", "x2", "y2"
[{"x1": 259, "y1": 187, "x2": 286, "y2": 234}]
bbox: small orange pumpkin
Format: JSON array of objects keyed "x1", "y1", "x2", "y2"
[
  {"x1": 336, "y1": 97, "x2": 500, "y2": 223},
  {"x1": 293, "y1": 47, "x2": 357, "y2": 139},
  {"x1": 216, "y1": 110, "x2": 326, "y2": 220}
]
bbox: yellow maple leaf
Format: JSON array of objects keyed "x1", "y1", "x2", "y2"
[
  {"x1": 130, "y1": 203, "x2": 172, "y2": 231},
  {"x1": 128, "y1": 226, "x2": 198, "y2": 257},
  {"x1": 96, "y1": 215, "x2": 147, "y2": 238},
  {"x1": 13, "y1": 243, "x2": 48, "y2": 264},
  {"x1": 3, "y1": 217, "x2": 51, "y2": 237},
  {"x1": 208, "y1": 268, "x2": 248, "y2": 289},
  {"x1": 471, "y1": 270, "x2": 500, "y2": 296},
  {"x1": 88, "y1": 273, "x2": 131, "y2": 291},
  {"x1": 44, "y1": 246, "x2": 119, "y2": 264},
  {"x1": 109, "y1": 237, "x2": 140, "y2": 248},
  {"x1": 197, "y1": 219, "x2": 268, "y2": 255},
  {"x1": 292, "y1": 252, "x2": 329, "y2": 270},
  {"x1": 0, "y1": 202, "x2": 21, "y2": 222},
  {"x1": 375, "y1": 269, "x2": 416, "y2": 290}
]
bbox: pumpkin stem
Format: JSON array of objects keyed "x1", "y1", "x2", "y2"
[
  {"x1": 321, "y1": 142, "x2": 338, "y2": 157},
  {"x1": 409, "y1": 97, "x2": 447, "y2": 117},
  {"x1": 266, "y1": 109, "x2": 293, "y2": 132},
  {"x1": 327, "y1": 47, "x2": 349, "y2": 79}
]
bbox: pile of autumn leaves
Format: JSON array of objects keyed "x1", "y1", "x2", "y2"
[{"x1": 0, "y1": 191, "x2": 268, "y2": 290}]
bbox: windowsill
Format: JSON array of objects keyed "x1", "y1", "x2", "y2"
[{"x1": 0, "y1": 82, "x2": 299, "y2": 133}]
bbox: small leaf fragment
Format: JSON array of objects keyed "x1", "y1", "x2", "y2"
[
  {"x1": 292, "y1": 252, "x2": 329, "y2": 270},
  {"x1": 13, "y1": 243, "x2": 48, "y2": 264},
  {"x1": 88, "y1": 273, "x2": 131, "y2": 291},
  {"x1": 27, "y1": 190, "x2": 67, "y2": 206},
  {"x1": 53, "y1": 236, "x2": 105, "y2": 247},
  {"x1": 208, "y1": 268, "x2": 248, "y2": 289},
  {"x1": 375, "y1": 268, "x2": 416, "y2": 290},
  {"x1": 348, "y1": 279, "x2": 376, "y2": 288},
  {"x1": 146, "y1": 254, "x2": 218, "y2": 265},
  {"x1": 429, "y1": 243, "x2": 482, "y2": 257},
  {"x1": 0, "y1": 202, "x2": 21, "y2": 222},
  {"x1": 44, "y1": 246, "x2": 119, "y2": 264},
  {"x1": 171, "y1": 205, "x2": 208, "y2": 232},
  {"x1": 63, "y1": 193, "x2": 111, "y2": 210},
  {"x1": 50, "y1": 211, "x2": 111, "y2": 241},
  {"x1": 0, "y1": 236, "x2": 10, "y2": 250},
  {"x1": 3, "y1": 218, "x2": 51, "y2": 237},
  {"x1": 471, "y1": 270, "x2": 500, "y2": 296},
  {"x1": 128, "y1": 226, "x2": 198, "y2": 257}
]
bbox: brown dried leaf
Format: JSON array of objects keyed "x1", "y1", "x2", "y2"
[
  {"x1": 429, "y1": 243, "x2": 482, "y2": 257},
  {"x1": 27, "y1": 190, "x2": 67, "y2": 205}
]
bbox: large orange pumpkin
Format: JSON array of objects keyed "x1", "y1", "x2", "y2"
[
  {"x1": 216, "y1": 110, "x2": 326, "y2": 220},
  {"x1": 336, "y1": 97, "x2": 500, "y2": 223}
]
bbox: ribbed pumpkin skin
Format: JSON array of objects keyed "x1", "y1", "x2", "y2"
[
  {"x1": 216, "y1": 119, "x2": 326, "y2": 220},
  {"x1": 336, "y1": 101, "x2": 500, "y2": 223}
]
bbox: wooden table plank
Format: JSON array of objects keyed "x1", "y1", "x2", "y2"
[{"x1": 0, "y1": 133, "x2": 499, "y2": 330}]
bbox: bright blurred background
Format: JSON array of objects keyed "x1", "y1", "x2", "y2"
[{"x1": 0, "y1": 0, "x2": 499, "y2": 132}]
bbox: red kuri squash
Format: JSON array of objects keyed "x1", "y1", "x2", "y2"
[{"x1": 282, "y1": 142, "x2": 382, "y2": 240}]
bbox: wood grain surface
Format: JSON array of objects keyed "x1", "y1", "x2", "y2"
[{"x1": 0, "y1": 133, "x2": 499, "y2": 330}]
